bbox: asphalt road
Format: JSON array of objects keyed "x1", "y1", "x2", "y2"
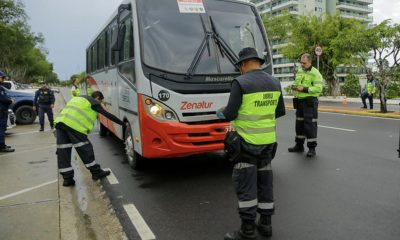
[{"x1": 90, "y1": 108, "x2": 400, "y2": 240}]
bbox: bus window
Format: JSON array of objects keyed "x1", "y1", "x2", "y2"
[
  {"x1": 105, "y1": 31, "x2": 109, "y2": 67},
  {"x1": 98, "y1": 34, "x2": 106, "y2": 69},
  {"x1": 122, "y1": 17, "x2": 134, "y2": 61},
  {"x1": 86, "y1": 50, "x2": 90, "y2": 73},
  {"x1": 110, "y1": 25, "x2": 117, "y2": 65},
  {"x1": 92, "y1": 44, "x2": 97, "y2": 71}
]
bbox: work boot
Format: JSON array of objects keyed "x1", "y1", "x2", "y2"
[
  {"x1": 92, "y1": 169, "x2": 111, "y2": 180},
  {"x1": 0, "y1": 146, "x2": 15, "y2": 152},
  {"x1": 224, "y1": 221, "x2": 257, "y2": 240},
  {"x1": 306, "y1": 148, "x2": 316, "y2": 158},
  {"x1": 39, "y1": 125, "x2": 44, "y2": 131},
  {"x1": 288, "y1": 143, "x2": 304, "y2": 152},
  {"x1": 63, "y1": 178, "x2": 75, "y2": 187},
  {"x1": 257, "y1": 215, "x2": 272, "y2": 237}
]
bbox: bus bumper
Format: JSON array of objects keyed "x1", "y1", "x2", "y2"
[{"x1": 140, "y1": 108, "x2": 229, "y2": 159}]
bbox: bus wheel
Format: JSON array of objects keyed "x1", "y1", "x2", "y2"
[
  {"x1": 99, "y1": 122, "x2": 108, "y2": 137},
  {"x1": 124, "y1": 124, "x2": 142, "y2": 169}
]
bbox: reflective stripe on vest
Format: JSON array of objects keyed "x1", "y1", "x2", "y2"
[
  {"x1": 54, "y1": 97, "x2": 97, "y2": 135},
  {"x1": 232, "y1": 91, "x2": 280, "y2": 145}
]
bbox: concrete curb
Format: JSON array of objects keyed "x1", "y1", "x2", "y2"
[
  {"x1": 286, "y1": 105, "x2": 400, "y2": 119},
  {"x1": 58, "y1": 90, "x2": 128, "y2": 240}
]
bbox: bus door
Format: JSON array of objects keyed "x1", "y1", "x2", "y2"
[{"x1": 114, "y1": 5, "x2": 137, "y2": 135}]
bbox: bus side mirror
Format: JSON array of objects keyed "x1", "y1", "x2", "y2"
[{"x1": 111, "y1": 25, "x2": 126, "y2": 52}]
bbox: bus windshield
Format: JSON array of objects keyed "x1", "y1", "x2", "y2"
[{"x1": 137, "y1": 0, "x2": 268, "y2": 75}]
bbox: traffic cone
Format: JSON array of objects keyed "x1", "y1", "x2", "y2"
[{"x1": 341, "y1": 96, "x2": 348, "y2": 105}]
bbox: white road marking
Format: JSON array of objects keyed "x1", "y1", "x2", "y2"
[
  {"x1": 318, "y1": 125, "x2": 356, "y2": 132},
  {"x1": 287, "y1": 108, "x2": 400, "y2": 121},
  {"x1": 123, "y1": 204, "x2": 156, "y2": 240},
  {"x1": 103, "y1": 168, "x2": 119, "y2": 184},
  {"x1": 0, "y1": 145, "x2": 56, "y2": 158},
  {"x1": 10, "y1": 129, "x2": 53, "y2": 136},
  {"x1": 0, "y1": 179, "x2": 57, "y2": 201},
  {"x1": 320, "y1": 111, "x2": 400, "y2": 121}
]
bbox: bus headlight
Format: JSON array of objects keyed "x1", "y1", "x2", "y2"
[{"x1": 142, "y1": 96, "x2": 178, "y2": 122}]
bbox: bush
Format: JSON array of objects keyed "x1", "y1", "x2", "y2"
[
  {"x1": 342, "y1": 74, "x2": 361, "y2": 97},
  {"x1": 386, "y1": 82, "x2": 400, "y2": 99}
]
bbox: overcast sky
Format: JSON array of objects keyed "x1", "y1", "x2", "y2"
[{"x1": 22, "y1": 0, "x2": 400, "y2": 80}]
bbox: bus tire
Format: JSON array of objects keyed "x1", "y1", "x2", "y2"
[
  {"x1": 99, "y1": 122, "x2": 108, "y2": 137},
  {"x1": 124, "y1": 124, "x2": 142, "y2": 169}
]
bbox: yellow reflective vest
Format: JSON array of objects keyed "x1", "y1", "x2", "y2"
[
  {"x1": 54, "y1": 97, "x2": 97, "y2": 135},
  {"x1": 294, "y1": 67, "x2": 323, "y2": 99},
  {"x1": 232, "y1": 91, "x2": 281, "y2": 145},
  {"x1": 70, "y1": 85, "x2": 81, "y2": 97}
]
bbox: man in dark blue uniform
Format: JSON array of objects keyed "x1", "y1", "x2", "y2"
[
  {"x1": 33, "y1": 81, "x2": 55, "y2": 131},
  {"x1": 0, "y1": 71, "x2": 15, "y2": 152}
]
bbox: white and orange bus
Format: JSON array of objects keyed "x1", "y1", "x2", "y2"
[{"x1": 86, "y1": 0, "x2": 271, "y2": 168}]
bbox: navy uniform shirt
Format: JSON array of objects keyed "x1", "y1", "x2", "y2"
[
  {"x1": 34, "y1": 87, "x2": 55, "y2": 106},
  {"x1": 0, "y1": 84, "x2": 12, "y2": 112}
]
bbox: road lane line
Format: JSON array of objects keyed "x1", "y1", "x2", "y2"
[
  {"x1": 103, "y1": 168, "x2": 119, "y2": 184},
  {"x1": 287, "y1": 108, "x2": 400, "y2": 121},
  {"x1": 0, "y1": 145, "x2": 56, "y2": 158},
  {"x1": 318, "y1": 125, "x2": 356, "y2": 132},
  {"x1": 0, "y1": 179, "x2": 57, "y2": 201},
  {"x1": 10, "y1": 129, "x2": 53, "y2": 136},
  {"x1": 123, "y1": 204, "x2": 156, "y2": 240}
]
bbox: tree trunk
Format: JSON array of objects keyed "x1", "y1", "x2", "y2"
[{"x1": 379, "y1": 83, "x2": 387, "y2": 113}]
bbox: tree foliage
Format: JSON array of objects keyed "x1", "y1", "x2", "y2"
[
  {"x1": 263, "y1": 13, "x2": 369, "y2": 96},
  {"x1": 342, "y1": 74, "x2": 361, "y2": 97},
  {"x1": 0, "y1": 0, "x2": 58, "y2": 84},
  {"x1": 363, "y1": 20, "x2": 400, "y2": 112}
]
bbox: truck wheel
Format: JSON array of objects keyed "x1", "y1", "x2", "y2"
[
  {"x1": 99, "y1": 122, "x2": 108, "y2": 137},
  {"x1": 15, "y1": 105, "x2": 36, "y2": 124},
  {"x1": 124, "y1": 124, "x2": 142, "y2": 169}
]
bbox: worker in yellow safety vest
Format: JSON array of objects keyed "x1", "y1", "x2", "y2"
[
  {"x1": 54, "y1": 91, "x2": 124, "y2": 186},
  {"x1": 70, "y1": 77, "x2": 81, "y2": 97},
  {"x1": 288, "y1": 53, "x2": 323, "y2": 158},
  {"x1": 361, "y1": 73, "x2": 376, "y2": 109},
  {"x1": 217, "y1": 47, "x2": 286, "y2": 240}
]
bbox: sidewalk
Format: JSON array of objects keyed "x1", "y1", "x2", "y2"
[
  {"x1": 0, "y1": 93, "x2": 127, "y2": 240},
  {"x1": 284, "y1": 96, "x2": 400, "y2": 119}
]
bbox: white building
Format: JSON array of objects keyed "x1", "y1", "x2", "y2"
[{"x1": 250, "y1": 0, "x2": 373, "y2": 83}]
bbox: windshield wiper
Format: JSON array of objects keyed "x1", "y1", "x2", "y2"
[
  {"x1": 186, "y1": 16, "x2": 212, "y2": 78},
  {"x1": 209, "y1": 16, "x2": 239, "y2": 71}
]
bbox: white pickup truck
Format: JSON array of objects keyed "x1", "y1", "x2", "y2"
[{"x1": 2, "y1": 80, "x2": 37, "y2": 93}]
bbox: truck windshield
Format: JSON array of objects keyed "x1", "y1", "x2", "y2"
[{"x1": 137, "y1": 0, "x2": 268, "y2": 75}]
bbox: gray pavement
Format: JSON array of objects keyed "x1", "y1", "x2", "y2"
[
  {"x1": 0, "y1": 93, "x2": 127, "y2": 240},
  {"x1": 0, "y1": 91, "x2": 399, "y2": 240}
]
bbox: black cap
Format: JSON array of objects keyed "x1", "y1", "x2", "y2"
[
  {"x1": 0, "y1": 71, "x2": 6, "y2": 78},
  {"x1": 235, "y1": 47, "x2": 265, "y2": 65}
]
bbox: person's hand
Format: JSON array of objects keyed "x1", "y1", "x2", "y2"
[
  {"x1": 296, "y1": 86, "x2": 304, "y2": 92},
  {"x1": 32, "y1": 106, "x2": 36, "y2": 111},
  {"x1": 368, "y1": 93, "x2": 371, "y2": 96},
  {"x1": 50, "y1": 104, "x2": 54, "y2": 109},
  {"x1": 100, "y1": 102, "x2": 108, "y2": 111}
]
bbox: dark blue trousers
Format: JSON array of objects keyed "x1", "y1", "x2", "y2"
[
  {"x1": 361, "y1": 92, "x2": 373, "y2": 109},
  {"x1": 38, "y1": 104, "x2": 54, "y2": 127},
  {"x1": 0, "y1": 113, "x2": 7, "y2": 148}
]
